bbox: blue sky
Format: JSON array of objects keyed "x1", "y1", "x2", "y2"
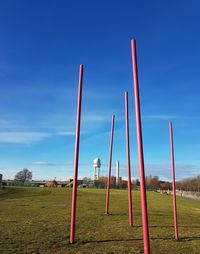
[{"x1": 1, "y1": 0, "x2": 200, "y2": 180}]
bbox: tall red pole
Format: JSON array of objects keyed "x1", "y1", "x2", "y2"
[
  {"x1": 70, "y1": 64, "x2": 83, "y2": 244},
  {"x1": 169, "y1": 122, "x2": 179, "y2": 240},
  {"x1": 125, "y1": 91, "x2": 133, "y2": 226},
  {"x1": 131, "y1": 39, "x2": 150, "y2": 254},
  {"x1": 105, "y1": 115, "x2": 115, "y2": 215}
]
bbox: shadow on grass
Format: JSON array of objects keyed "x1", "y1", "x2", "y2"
[
  {"x1": 104, "y1": 213, "x2": 128, "y2": 216},
  {"x1": 84, "y1": 237, "x2": 168, "y2": 244},
  {"x1": 180, "y1": 236, "x2": 200, "y2": 241},
  {"x1": 83, "y1": 236, "x2": 200, "y2": 244},
  {"x1": 135, "y1": 225, "x2": 200, "y2": 229}
]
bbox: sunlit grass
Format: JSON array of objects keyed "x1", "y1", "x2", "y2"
[{"x1": 0, "y1": 187, "x2": 200, "y2": 253}]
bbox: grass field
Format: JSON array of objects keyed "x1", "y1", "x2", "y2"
[{"x1": 0, "y1": 187, "x2": 200, "y2": 254}]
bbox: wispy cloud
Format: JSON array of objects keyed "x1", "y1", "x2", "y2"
[
  {"x1": 0, "y1": 115, "x2": 105, "y2": 145},
  {"x1": 31, "y1": 161, "x2": 200, "y2": 180},
  {"x1": 0, "y1": 130, "x2": 78, "y2": 144},
  {"x1": 135, "y1": 163, "x2": 200, "y2": 181},
  {"x1": 142, "y1": 115, "x2": 179, "y2": 120},
  {"x1": 33, "y1": 161, "x2": 67, "y2": 166},
  {"x1": 56, "y1": 131, "x2": 75, "y2": 136},
  {"x1": 32, "y1": 161, "x2": 91, "y2": 167},
  {"x1": 0, "y1": 111, "x2": 113, "y2": 133},
  {"x1": 0, "y1": 132, "x2": 51, "y2": 144},
  {"x1": 82, "y1": 114, "x2": 111, "y2": 124}
]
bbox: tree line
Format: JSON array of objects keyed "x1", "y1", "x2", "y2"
[
  {"x1": 92, "y1": 175, "x2": 200, "y2": 192},
  {"x1": 11, "y1": 168, "x2": 200, "y2": 192},
  {"x1": 145, "y1": 175, "x2": 200, "y2": 192},
  {"x1": 176, "y1": 175, "x2": 200, "y2": 192}
]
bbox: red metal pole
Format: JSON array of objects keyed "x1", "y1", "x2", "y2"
[
  {"x1": 125, "y1": 91, "x2": 133, "y2": 226},
  {"x1": 131, "y1": 39, "x2": 150, "y2": 254},
  {"x1": 105, "y1": 115, "x2": 115, "y2": 215},
  {"x1": 169, "y1": 122, "x2": 179, "y2": 240},
  {"x1": 70, "y1": 64, "x2": 83, "y2": 244}
]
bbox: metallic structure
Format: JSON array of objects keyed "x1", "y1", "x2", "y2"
[
  {"x1": 93, "y1": 158, "x2": 101, "y2": 180},
  {"x1": 105, "y1": 115, "x2": 115, "y2": 215},
  {"x1": 70, "y1": 64, "x2": 83, "y2": 244},
  {"x1": 169, "y1": 122, "x2": 179, "y2": 240},
  {"x1": 125, "y1": 91, "x2": 133, "y2": 227},
  {"x1": 116, "y1": 161, "x2": 119, "y2": 185},
  {"x1": 131, "y1": 39, "x2": 150, "y2": 254}
]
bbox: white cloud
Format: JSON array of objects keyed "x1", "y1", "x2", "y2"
[
  {"x1": 32, "y1": 161, "x2": 92, "y2": 167},
  {"x1": 2, "y1": 161, "x2": 200, "y2": 180},
  {"x1": 142, "y1": 115, "x2": 179, "y2": 120},
  {"x1": 31, "y1": 161, "x2": 200, "y2": 181},
  {"x1": 33, "y1": 161, "x2": 67, "y2": 166},
  {"x1": 82, "y1": 114, "x2": 111, "y2": 124},
  {"x1": 33, "y1": 161, "x2": 52, "y2": 166},
  {"x1": 0, "y1": 132, "x2": 51, "y2": 144},
  {"x1": 57, "y1": 131, "x2": 75, "y2": 136}
]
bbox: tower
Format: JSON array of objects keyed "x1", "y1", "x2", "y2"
[
  {"x1": 93, "y1": 158, "x2": 101, "y2": 180},
  {"x1": 116, "y1": 161, "x2": 119, "y2": 185}
]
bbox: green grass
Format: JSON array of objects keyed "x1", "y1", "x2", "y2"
[{"x1": 0, "y1": 187, "x2": 200, "y2": 253}]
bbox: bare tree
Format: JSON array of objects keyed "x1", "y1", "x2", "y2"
[
  {"x1": 146, "y1": 175, "x2": 161, "y2": 190},
  {"x1": 15, "y1": 168, "x2": 32, "y2": 183},
  {"x1": 176, "y1": 175, "x2": 200, "y2": 192}
]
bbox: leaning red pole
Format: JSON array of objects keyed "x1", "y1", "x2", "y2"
[
  {"x1": 70, "y1": 64, "x2": 83, "y2": 244},
  {"x1": 169, "y1": 122, "x2": 179, "y2": 240},
  {"x1": 105, "y1": 115, "x2": 115, "y2": 215},
  {"x1": 125, "y1": 91, "x2": 133, "y2": 226},
  {"x1": 131, "y1": 39, "x2": 150, "y2": 254}
]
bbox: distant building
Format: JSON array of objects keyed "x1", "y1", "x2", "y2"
[
  {"x1": 2, "y1": 179, "x2": 69, "y2": 187},
  {"x1": 47, "y1": 180, "x2": 58, "y2": 187},
  {"x1": 116, "y1": 161, "x2": 119, "y2": 185}
]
